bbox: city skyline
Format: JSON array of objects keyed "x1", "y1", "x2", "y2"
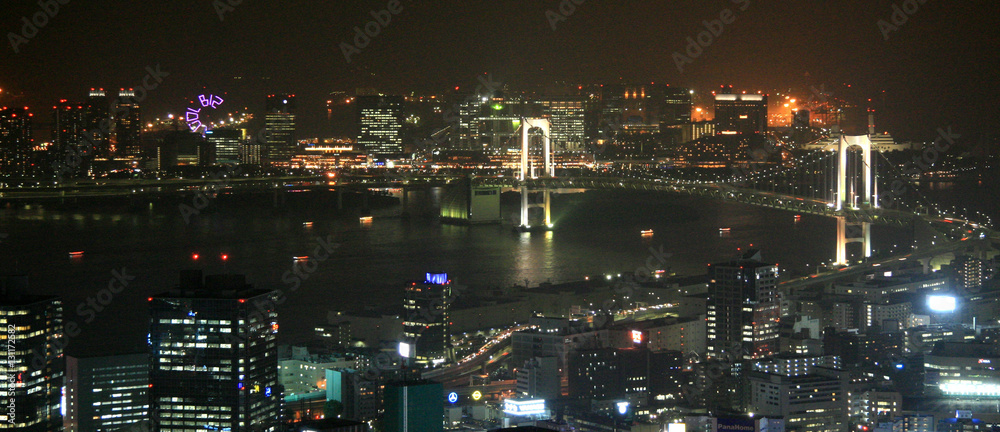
[
  {"x1": 0, "y1": 2, "x2": 997, "y2": 141},
  {"x1": 3, "y1": 2, "x2": 1000, "y2": 432}
]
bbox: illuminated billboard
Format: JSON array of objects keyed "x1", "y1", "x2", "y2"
[
  {"x1": 503, "y1": 399, "x2": 546, "y2": 416},
  {"x1": 425, "y1": 273, "x2": 449, "y2": 285},
  {"x1": 928, "y1": 295, "x2": 957, "y2": 312},
  {"x1": 631, "y1": 330, "x2": 643, "y2": 344},
  {"x1": 398, "y1": 342, "x2": 411, "y2": 359}
]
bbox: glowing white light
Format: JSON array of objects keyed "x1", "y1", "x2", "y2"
[{"x1": 928, "y1": 295, "x2": 956, "y2": 312}]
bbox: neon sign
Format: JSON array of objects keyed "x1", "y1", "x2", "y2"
[
  {"x1": 631, "y1": 330, "x2": 643, "y2": 344},
  {"x1": 447, "y1": 392, "x2": 458, "y2": 403},
  {"x1": 185, "y1": 94, "x2": 225, "y2": 133}
]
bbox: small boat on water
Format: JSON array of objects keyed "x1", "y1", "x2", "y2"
[
  {"x1": 640, "y1": 229, "x2": 654, "y2": 236},
  {"x1": 303, "y1": 221, "x2": 313, "y2": 227},
  {"x1": 69, "y1": 251, "x2": 84, "y2": 258},
  {"x1": 293, "y1": 256, "x2": 309, "y2": 261},
  {"x1": 359, "y1": 216, "x2": 373, "y2": 222},
  {"x1": 719, "y1": 227, "x2": 731, "y2": 232}
]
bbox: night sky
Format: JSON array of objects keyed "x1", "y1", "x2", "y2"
[{"x1": 2, "y1": 0, "x2": 998, "y2": 142}]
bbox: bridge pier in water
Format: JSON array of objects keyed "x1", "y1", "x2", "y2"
[{"x1": 518, "y1": 118, "x2": 554, "y2": 231}]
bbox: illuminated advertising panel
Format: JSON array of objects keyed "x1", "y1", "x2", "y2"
[{"x1": 503, "y1": 399, "x2": 546, "y2": 416}]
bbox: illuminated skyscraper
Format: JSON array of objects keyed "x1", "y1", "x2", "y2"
[
  {"x1": 402, "y1": 273, "x2": 452, "y2": 365},
  {"x1": 206, "y1": 129, "x2": 243, "y2": 165},
  {"x1": 356, "y1": 95, "x2": 403, "y2": 157},
  {"x1": 0, "y1": 106, "x2": 34, "y2": 177},
  {"x1": 706, "y1": 249, "x2": 780, "y2": 363},
  {"x1": 52, "y1": 101, "x2": 86, "y2": 158},
  {"x1": 64, "y1": 353, "x2": 149, "y2": 432},
  {"x1": 661, "y1": 86, "x2": 693, "y2": 126},
  {"x1": 0, "y1": 276, "x2": 64, "y2": 432},
  {"x1": 85, "y1": 89, "x2": 112, "y2": 158},
  {"x1": 148, "y1": 271, "x2": 281, "y2": 432},
  {"x1": 264, "y1": 94, "x2": 297, "y2": 163},
  {"x1": 714, "y1": 92, "x2": 768, "y2": 136},
  {"x1": 114, "y1": 89, "x2": 142, "y2": 159},
  {"x1": 540, "y1": 97, "x2": 586, "y2": 152}
]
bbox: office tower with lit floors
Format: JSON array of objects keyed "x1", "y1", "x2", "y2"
[
  {"x1": 0, "y1": 106, "x2": 34, "y2": 177},
  {"x1": 85, "y1": 89, "x2": 112, "y2": 158},
  {"x1": 714, "y1": 92, "x2": 768, "y2": 136},
  {"x1": 52, "y1": 101, "x2": 86, "y2": 165},
  {"x1": 0, "y1": 276, "x2": 64, "y2": 432},
  {"x1": 356, "y1": 95, "x2": 404, "y2": 158},
  {"x1": 707, "y1": 249, "x2": 779, "y2": 361},
  {"x1": 264, "y1": 94, "x2": 297, "y2": 163},
  {"x1": 660, "y1": 86, "x2": 693, "y2": 127},
  {"x1": 64, "y1": 352, "x2": 149, "y2": 432},
  {"x1": 402, "y1": 273, "x2": 452, "y2": 365},
  {"x1": 540, "y1": 97, "x2": 586, "y2": 152},
  {"x1": 705, "y1": 249, "x2": 780, "y2": 409},
  {"x1": 206, "y1": 129, "x2": 244, "y2": 166},
  {"x1": 148, "y1": 271, "x2": 281, "y2": 432},
  {"x1": 114, "y1": 89, "x2": 142, "y2": 159}
]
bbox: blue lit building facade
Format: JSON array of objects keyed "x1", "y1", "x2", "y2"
[{"x1": 402, "y1": 273, "x2": 452, "y2": 365}]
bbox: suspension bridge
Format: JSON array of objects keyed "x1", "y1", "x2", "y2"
[{"x1": 478, "y1": 118, "x2": 995, "y2": 266}]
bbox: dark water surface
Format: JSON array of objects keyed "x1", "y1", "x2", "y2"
[{"x1": 4, "y1": 179, "x2": 994, "y2": 357}]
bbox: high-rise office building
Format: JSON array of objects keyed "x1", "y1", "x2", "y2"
[
  {"x1": 114, "y1": 89, "x2": 142, "y2": 159},
  {"x1": 714, "y1": 92, "x2": 768, "y2": 136},
  {"x1": 265, "y1": 94, "x2": 297, "y2": 163},
  {"x1": 148, "y1": 271, "x2": 281, "y2": 432},
  {"x1": 455, "y1": 96, "x2": 485, "y2": 150},
  {"x1": 706, "y1": 249, "x2": 780, "y2": 363},
  {"x1": 383, "y1": 381, "x2": 443, "y2": 432},
  {"x1": 52, "y1": 101, "x2": 86, "y2": 159},
  {"x1": 85, "y1": 89, "x2": 112, "y2": 158},
  {"x1": 540, "y1": 97, "x2": 586, "y2": 152},
  {"x1": 748, "y1": 367, "x2": 848, "y2": 432},
  {"x1": 661, "y1": 87, "x2": 693, "y2": 127},
  {"x1": 402, "y1": 273, "x2": 452, "y2": 365},
  {"x1": 0, "y1": 276, "x2": 64, "y2": 432},
  {"x1": 567, "y1": 347, "x2": 683, "y2": 408},
  {"x1": 0, "y1": 106, "x2": 34, "y2": 177},
  {"x1": 356, "y1": 95, "x2": 403, "y2": 158},
  {"x1": 206, "y1": 129, "x2": 244, "y2": 165},
  {"x1": 64, "y1": 352, "x2": 149, "y2": 432}
]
